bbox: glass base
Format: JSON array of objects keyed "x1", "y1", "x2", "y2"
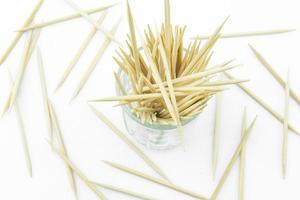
[{"x1": 122, "y1": 109, "x2": 197, "y2": 150}]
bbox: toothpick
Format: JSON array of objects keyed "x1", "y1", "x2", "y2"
[
  {"x1": 50, "y1": 145, "x2": 108, "y2": 200},
  {"x1": 103, "y1": 161, "x2": 209, "y2": 200},
  {"x1": 2, "y1": 31, "x2": 33, "y2": 115},
  {"x1": 48, "y1": 101, "x2": 78, "y2": 198},
  {"x1": 282, "y1": 70, "x2": 290, "y2": 179},
  {"x1": 93, "y1": 181, "x2": 158, "y2": 200},
  {"x1": 63, "y1": 0, "x2": 121, "y2": 45},
  {"x1": 210, "y1": 116, "x2": 257, "y2": 200},
  {"x1": 70, "y1": 19, "x2": 121, "y2": 102},
  {"x1": 193, "y1": 29, "x2": 295, "y2": 40},
  {"x1": 212, "y1": 89, "x2": 222, "y2": 178},
  {"x1": 3, "y1": 28, "x2": 42, "y2": 116},
  {"x1": 36, "y1": 47, "x2": 52, "y2": 142},
  {"x1": 0, "y1": 0, "x2": 44, "y2": 65},
  {"x1": 249, "y1": 44, "x2": 300, "y2": 105},
  {"x1": 239, "y1": 107, "x2": 247, "y2": 200},
  {"x1": 7, "y1": 69, "x2": 32, "y2": 177},
  {"x1": 17, "y1": 4, "x2": 117, "y2": 32},
  {"x1": 55, "y1": 11, "x2": 108, "y2": 91},
  {"x1": 89, "y1": 105, "x2": 171, "y2": 182},
  {"x1": 224, "y1": 72, "x2": 300, "y2": 136}
]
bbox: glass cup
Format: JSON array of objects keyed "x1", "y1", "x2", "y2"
[{"x1": 117, "y1": 70, "x2": 200, "y2": 150}]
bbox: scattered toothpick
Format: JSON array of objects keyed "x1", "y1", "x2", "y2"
[
  {"x1": 2, "y1": 28, "x2": 41, "y2": 116},
  {"x1": 0, "y1": 0, "x2": 44, "y2": 65},
  {"x1": 224, "y1": 72, "x2": 300, "y2": 136},
  {"x1": 239, "y1": 107, "x2": 247, "y2": 200},
  {"x1": 63, "y1": 0, "x2": 121, "y2": 45},
  {"x1": 249, "y1": 44, "x2": 300, "y2": 105},
  {"x1": 192, "y1": 29, "x2": 295, "y2": 40},
  {"x1": 17, "y1": 4, "x2": 117, "y2": 32},
  {"x1": 70, "y1": 18, "x2": 121, "y2": 102},
  {"x1": 2, "y1": 31, "x2": 33, "y2": 115},
  {"x1": 212, "y1": 81, "x2": 222, "y2": 178},
  {"x1": 50, "y1": 144, "x2": 108, "y2": 200},
  {"x1": 7, "y1": 69, "x2": 33, "y2": 177},
  {"x1": 48, "y1": 101, "x2": 78, "y2": 198},
  {"x1": 282, "y1": 70, "x2": 290, "y2": 179},
  {"x1": 92, "y1": 181, "x2": 158, "y2": 200},
  {"x1": 55, "y1": 11, "x2": 108, "y2": 91},
  {"x1": 210, "y1": 115, "x2": 257, "y2": 200},
  {"x1": 103, "y1": 160, "x2": 209, "y2": 200},
  {"x1": 89, "y1": 105, "x2": 171, "y2": 182},
  {"x1": 36, "y1": 47, "x2": 53, "y2": 142}
]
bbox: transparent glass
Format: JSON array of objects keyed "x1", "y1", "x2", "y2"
[{"x1": 117, "y1": 70, "x2": 199, "y2": 150}]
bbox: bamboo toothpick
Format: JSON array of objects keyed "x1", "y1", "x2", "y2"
[
  {"x1": 70, "y1": 19, "x2": 121, "y2": 102},
  {"x1": 103, "y1": 161, "x2": 209, "y2": 200},
  {"x1": 17, "y1": 4, "x2": 117, "y2": 32},
  {"x1": 7, "y1": 70, "x2": 32, "y2": 177},
  {"x1": 212, "y1": 89, "x2": 222, "y2": 178},
  {"x1": 239, "y1": 107, "x2": 247, "y2": 200},
  {"x1": 3, "y1": 29, "x2": 42, "y2": 116},
  {"x1": 50, "y1": 145, "x2": 107, "y2": 200},
  {"x1": 2, "y1": 31, "x2": 33, "y2": 115},
  {"x1": 0, "y1": 0, "x2": 44, "y2": 65},
  {"x1": 224, "y1": 72, "x2": 300, "y2": 136},
  {"x1": 89, "y1": 105, "x2": 171, "y2": 182},
  {"x1": 48, "y1": 101, "x2": 78, "y2": 199},
  {"x1": 282, "y1": 70, "x2": 290, "y2": 179},
  {"x1": 93, "y1": 182, "x2": 158, "y2": 200},
  {"x1": 15, "y1": 95, "x2": 33, "y2": 177},
  {"x1": 36, "y1": 48, "x2": 52, "y2": 142},
  {"x1": 210, "y1": 116, "x2": 257, "y2": 200},
  {"x1": 193, "y1": 29, "x2": 295, "y2": 40},
  {"x1": 249, "y1": 44, "x2": 300, "y2": 105},
  {"x1": 63, "y1": 0, "x2": 121, "y2": 45},
  {"x1": 55, "y1": 11, "x2": 108, "y2": 91}
]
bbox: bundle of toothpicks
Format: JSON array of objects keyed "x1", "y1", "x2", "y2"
[{"x1": 91, "y1": 0, "x2": 245, "y2": 148}]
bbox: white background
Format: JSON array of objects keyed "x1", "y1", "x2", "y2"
[{"x1": 0, "y1": 0, "x2": 300, "y2": 199}]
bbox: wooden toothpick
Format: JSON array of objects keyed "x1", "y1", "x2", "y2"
[
  {"x1": 249, "y1": 44, "x2": 300, "y2": 105},
  {"x1": 51, "y1": 145, "x2": 107, "y2": 200},
  {"x1": 210, "y1": 116, "x2": 257, "y2": 200},
  {"x1": 63, "y1": 0, "x2": 121, "y2": 45},
  {"x1": 224, "y1": 72, "x2": 300, "y2": 136},
  {"x1": 7, "y1": 69, "x2": 32, "y2": 177},
  {"x1": 212, "y1": 87, "x2": 222, "y2": 178},
  {"x1": 93, "y1": 181, "x2": 158, "y2": 200},
  {"x1": 282, "y1": 70, "x2": 290, "y2": 179},
  {"x1": 193, "y1": 29, "x2": 295, "y2": 40},
  {"x1": 0, "y1": 0, "x2": 44, "y2": 65},
  {"x1": 17, "y1": 4, "x2": 117, "y2": 32},
  {"x1": 70, "y1": 19, "x2": 121, "y2": 102},
  {"x1": 89, "y1": 105, "x2": 171, "y2": 182},
  {"x1": 48, "y1": 101, "x2": 78, "y2": 198},
  {"x1": 103, "y1": 161, "x2": 209, "y2": 200},
  {"x1": 55, "y1": 11, "x2": 108, "y2": 91},
  {"x1": 36, "y1": 47, "x2": 53, "y2": 142},
  {"x1": 239, "y1": 107, "x2": 247, "y2": 200}
]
